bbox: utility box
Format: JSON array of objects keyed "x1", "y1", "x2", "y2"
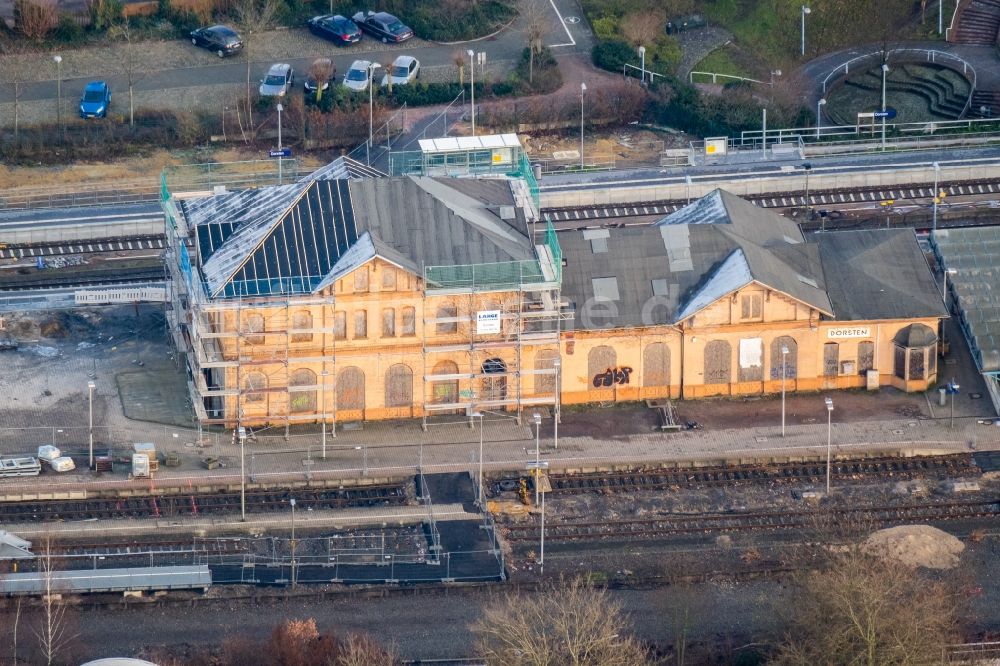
[
  {"x1": 132, "y1": 453, "x2": 150, "y2": 478},
  {"x1": 866, "y1": 369, "x2": 879, "y2": 391}
]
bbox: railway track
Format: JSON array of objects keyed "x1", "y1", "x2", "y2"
[
  {"x1": 502, "y1": 499, "x2": 1000, "y2": 543},
  {"x1": 542, "y1": 453, "x2": 981, "y2": 495},
  {"x1": 541, "y1": 178, "x2": 1000, "y2": 227},
  {"x1": 0, "y1": 235, "x2": 165, "y2": 260},
  {"x1": 0, "y1": 483, "x2": 409, "y2": 523}
]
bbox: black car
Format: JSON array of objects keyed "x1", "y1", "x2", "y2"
[
  {"x1": 351, "y1": 10, "x2": 413, "y2": 43},
  {"x1": 190, "y1": 25, "x2": 244, "y2": 57},
  {"x1": 307, "y1": 14, "x2": 362, "y2": 44}
]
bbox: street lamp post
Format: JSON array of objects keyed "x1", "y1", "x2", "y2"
[
  {"x1": 685, "y1": 175, "x2": 693, "y2": 204},
  {"x1": 53, "y1": 55, "x2": 63, "y2": 134},
  {"x1": 801, "y1": 6, "x2": 811, "y2": 57},
  {"x1": 943, "y1": 267, "x2": 957, "y2": 305},
  {"x1": 949, "y1": 379, "x2": 960, "y2": 428},
  {"x1": 815, "y1": 98, "x2": 826, "y2": 139},
  {"x1": 825, "y1": 397, "x2": 834, "y2": 494},
  {"x1": 355, "y1": 445, "x2": 367, "y2": 475},
  {"x1": 781, "y1": 347, "x2": 788, "y2": 437},
  {"x1": 553, "y1": 358, "x2": 561, "y2": 450},
  {"x1": 533, "y1": 412, "x2": 541, "y2": 505},
  {"x1": 87, "y1": 380, "x2": 95, "y2": 469},
  {"x1": 468, "y1": 49, "x2": 476, "y2": 136},
  {"x1": 939, "y1": 0, "x2": 944, "y2": 34},
  {"x1": 638, "y1": 45, "x2": 646, "y2": 85},
  {"x1": 320, "y1": 370, "x2": 328, "y2": 459},
  {"x1": 238, "y1": 426, "x2": 247, "y2": 521},
  {"x1": 580, "y1": 82, "x2": 587, "y2": 170},
  {"x1": 276, "y1": 102, "x2": 284, "y2": 184},
  {"x1": 289, "y1": 497, "x2": 297, "y2": 589},
  {"x1": 881, "y1": 63, "x2": 890, "y2": 152},
  {"x1": 932, "y1": 161, "x2": 941, "y2": 231},
  {"x1": 472, "y1": 411, "x2": 484, "y2": 507},
  {"x1": 368, "y1": 64, "x2": 377, "y2": 163},
  {"x1": 539, "y1": 480, "x2": 545, "y2": 574},
  {"x1": 803, "y1": 162, "x2": 813, "y2": 222}
]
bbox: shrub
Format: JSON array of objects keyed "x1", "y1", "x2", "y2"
[
  {"x1": 591, "y1": 16, "x2": 619, "y2": 41},
  {"x1": 88, "y1": 0, "x2": 123, "y2": 32},
  {"x1": 53, "y1": 13, "x2": 85, "y2": 43},
  {"x1": 592, "y1": 39, "x2": 635, "y2": 73},
  {"x1": 649, "y1": 35, "x2": 681, "y2": 75}
]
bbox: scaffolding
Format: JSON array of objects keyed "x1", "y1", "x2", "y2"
[{"x1": 420, "y1": 222, "x2": 563, "y2": 427}]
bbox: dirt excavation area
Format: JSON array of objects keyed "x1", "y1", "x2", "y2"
[{"x1": 864, "y1": 525, "x2": 966, "y2": 569}]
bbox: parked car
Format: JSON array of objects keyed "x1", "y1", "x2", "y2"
[
  {"x1": 386, "y1": 55, "x2": 420, "y2": 86},
  {"x1": 79, "y1": 80, "x2": 110, "y2": 118},
  {"x1": 259, "y1": 63, "x2": 294, "y2": 97},
  {"x1": 307, "y1": 14, "x2": 362, "y2": 44},
  {"x1": 343, "y1": 60, "x2": 385, "y2": 92},
  {"x1": 351, "y1": 10, "x2": 413, "y2": 43},
  {"x1": 304, "y1": 58, "x2": 336, "y2": 95},
  {"x1": 190, "y1": 25, "x2": 244, "y2": 57}
]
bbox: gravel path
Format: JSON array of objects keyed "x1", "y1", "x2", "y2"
[{"x1": 676, "y1": 25, "x2": 734, "y2": 79}]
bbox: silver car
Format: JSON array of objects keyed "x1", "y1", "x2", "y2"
[
  {"x1": 259, "y1": 63, "x2": 294, "y2": 97},
  {"x1": 386, "y1": 55, "x2": 420, "y2": 86},
  {"x1": 343, "y1": 59, "x2": 385, "y2": 92}
]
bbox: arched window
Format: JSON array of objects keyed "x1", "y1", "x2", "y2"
[
  {"x1": 436, "y1": 304, "x2": 458, "y2": 334},
  {"x1": 337, "y1": 367, "x2": 365, "y2": 411},
  {"x1": 643, "y1": 342, "x2": 670, "y2": 387},
  {"x1": 354, "y1": 310, "x2": 367, "y2": 339},
  {"x1": 244, "y1": 372, "x2": 267, "y2": 403},
  {"x1": 704, "y1": 340, "x2": 732, "y2": 384},
  {"x1": 289, "y1": 368, "x2": 317, "y2": 413},
  {"x1": 534, "y1": 349, "x2": 558, "y2": 395},
  {"x1": 858, "y1": 341, "x2": 875, "y2": 373},
  {"x1": 400, "y1": 306, "x2": 416, "y2": 336},
  {"x1": 824, "y1": 342, "x2": 840, "y2": 377},
  {"x1": 482, "y1": 358, "x2": 507, "y2": 402},
  {"x1": 385, "y1": 364, "x2": 413, "y2": 408},
  {"x1": 333, "y1": 311, "x2": 347, "y2": 340},
  {"x1": 382, "y1": 308, "x2": 395, "y2": 337},
  {"x1": 770, "y1": 336, "x2": 798, "y2": 379},
  {"x1": 431, "y1": 360, "x2": 459, "y2": 405},
  {"x1": 244, "y1": 313, "x2": 264, "y2": 344},
  {"x1": 587, "y1": 346, "x2": 617, "y2": 386},
  {"x1": 291, "y1": 310, "x2": 313, "y2": 343}
]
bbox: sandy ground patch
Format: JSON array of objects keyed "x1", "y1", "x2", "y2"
[{"x1": 864, "y1": 524, "x2": 966, "y2": 569}]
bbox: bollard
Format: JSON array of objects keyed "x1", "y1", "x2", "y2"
[{"x1": 939, "y1": 387, "x2": 947, "y2": 407}]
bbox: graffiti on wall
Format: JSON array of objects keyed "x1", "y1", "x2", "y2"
[{"x1": 592, "y1": 367, "x2": 633, "y2": 387}]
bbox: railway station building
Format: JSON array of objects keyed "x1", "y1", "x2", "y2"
[{"x1": 162, "y1": 158, "x2": 947, "y2": 430}]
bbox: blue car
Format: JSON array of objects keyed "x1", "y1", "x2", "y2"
[{"x1": 79, "y1": 81, "x2": 110, "y2": 119}]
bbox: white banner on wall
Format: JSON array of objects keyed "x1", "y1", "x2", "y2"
[
  {"x1": 476, "y1": 310, "x2": 502, "y2": 335},
  {"x1": 827, "y1": 326, "x2": 871, "y2": 339},
  {"x1": 739, "y1": 338, "x2": 762, "y2": 369}
]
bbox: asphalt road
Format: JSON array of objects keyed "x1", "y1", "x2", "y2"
[{"x1": 0, "y1": 0, "x2": 593, "y2": 106}]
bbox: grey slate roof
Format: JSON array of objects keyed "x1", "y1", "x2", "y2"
[
  {"x1": 182, "y1": 165, "x2": 533, "y2": 298},
  {"x1": 561, "y1": 190, "x2": 945, "y2": 330},
  {"x1": 816, "y1": 229, "x2": 948, "y2": 321}
]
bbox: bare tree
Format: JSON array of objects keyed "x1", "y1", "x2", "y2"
[
  {"x1": 471, "y1": 577, "x2": 654, "y2": 666},
  {"x1": 33, "y1": 537, "x2": 77, "y2": 666},
  {"x1": 621, "y1": 9, "x2": 667, "y2": 46},
  {"x1": 770, "y1": 546, "x2": 963, "y2": 665},
  {"x1": 233, "y1": 0, "x2": 279, "y2": 134},
  {"x1": 522, "y1": 0, "x2": 546, "y2": 85},
  {"x1": 13, "y1": 0, "x2": 56, "y2": 41},
  {"x1": 453, "y1": 50, "x2": 466, "y2": 86},
  {"x1": 336, "y1": 632, "x2": 399, "y2": 666},
  {"x1": 111, "y1": 18, "x2": 145, "y2": 129},
  {"x1": 307, "y1": 58, "x2": 334, "y2": 103},
  {"x1": 5, "y1": 68, "x2": 25, "y2": 150}
]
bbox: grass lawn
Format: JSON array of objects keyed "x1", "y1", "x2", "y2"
[{"x1": 691, "y1": 46, "x2": 745, "y2": 79}]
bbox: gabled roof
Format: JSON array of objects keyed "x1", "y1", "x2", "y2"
[{"x1": 674, "y1": 249, "x2": 752, "y2": 321}]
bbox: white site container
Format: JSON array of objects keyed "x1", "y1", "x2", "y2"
[
  {"x1": 37, "y1": 445, "x2": 61, "y2": 463},
  {"x1": 50, "y1": 456, "x2": 76, "y2": 473},
  {"x1": 132, "y1": 453, "x2": 150, "y2": 478}
]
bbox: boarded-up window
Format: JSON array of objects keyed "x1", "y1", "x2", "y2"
[
  {"x1": 740, "y1": 294, "x2": 762, "y2": 319},
  {"x1": 291, "y1": 311, "x2": 313, "y2": 343},
  {"x1": 824, "y1": 343, "x2": 840, "y2": 377},
  {"x1": 337, "y1": 367, "x2": 365, "y2": 411},
  {"x1": 738, "y1": 338, "x2": 763, "y2": 382},
  {"x1": 588, "y1": 346, "x2": 617, "y2": 390},
  {"x1": 482, "y1": 358, "x2": 507, "y2": 402},
  {"x1": 333, "y1": 311, "x2": 347, "y2": 340},
  {"x1": 244, "y1": 314, "x2": 265, "y2": 344},
  {"x1": 385, "y1": 364, "x2": 413, "y2": 407},
  {"x1": 704, "y1": 340, "x2": 732, "y2": 384},
  {"x1": 354, "y1": 269, "x2": 369, "y2": 292},
  {"x1": 244, "y1": 372, "x2": 267, "y2": 402},
  {"x1": 354, "y1": 310, "x2": 367, "y2": 339},
  {"x1": 382, "y1": 308, "x2": 395, "y2": 337},
  {"x1": 401, "y1": 307, "x2": 416, "y2": 336},
  {"x1": 431, "y1": 360, "x2": 459, "y2": 405},
  {"x1": 643, "y1": 343, "x2": 669, "y2": 387},
  {"x1": 908, "y1": 348, "x2": 925, "y2": 380},
  {"x1": 289, "y1": 368, "x2": 317, "y2": 413},
  {"x1": 770, "y1": 337, "x2": 798, "y2": 379},
  {"x1": 928, "y1": 345, "x2": 937, "y2": 377},
  {"x1": 858, "y1": 341, "x2": 875, "y2": 373},
  {"x1": 436, "y1": 304, "x2": 457, "y2": 334},
  {"x1": 382, "y1": 268, "x2": 396, "y2": 290},
  {"x1": 534, "y1": 349, "x2": 558, "y2": 395},
  {"x1": 894, "y1": 345, "x2": 906, "y2": 379}
]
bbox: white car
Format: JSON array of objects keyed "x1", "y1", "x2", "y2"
[
  {"x1": 386, "y1": 55, "x2": 420, "y2": 86},
  {"x1": 343, "y1": 59, "x2": 385, "y2": 92}
]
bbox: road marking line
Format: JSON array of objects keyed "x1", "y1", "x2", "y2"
[{"x1": 547, "y1": 0, "x2": 576, "y2": 47}]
